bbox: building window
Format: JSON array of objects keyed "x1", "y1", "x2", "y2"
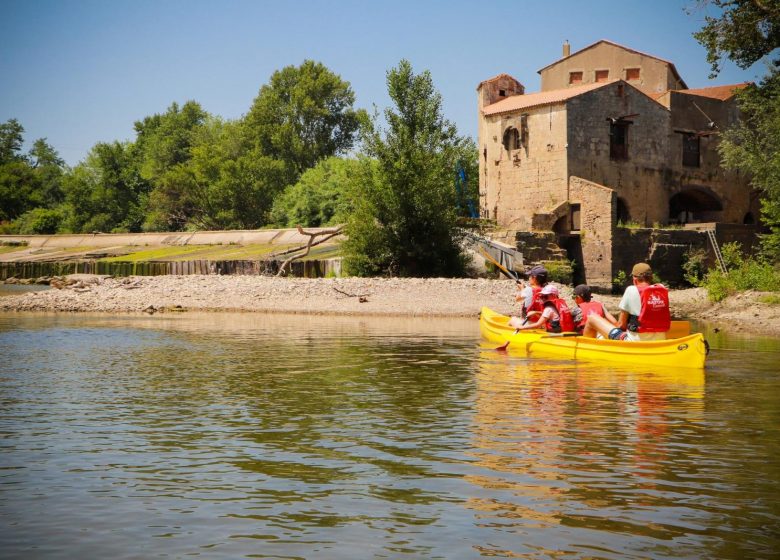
[
  {"x1": 498, "y1": 89, "x2": 506, "y2": 97},
  {"x1": 569, "y1": 71, "x2": 583, "y2": 85},
  {"x1": 682, "y1": 134, "x2": 700, "y2": 167},
  {"x1": 610, "y1": 121, "x2": 629, "y2": 160},
  {"x1": 502, "y1": 127, "x2": 520, "y2": 151},
  {"x1": 570, "y1": 204, "x2": 581, "y2": 232},
  {"x1": 626, "y1": 68, "x2": 640, "y2": 81},
  {"x1": 595, "y1": 70, "x2": 609, "y2": 83}
]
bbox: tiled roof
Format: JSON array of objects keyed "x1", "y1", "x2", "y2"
[
  {"x1": 537, "y1": 39, "x2": 687, "y2": 89},
  {"x1": 482, "y1": 81, "x2": 613, "y2": 116},
  {"x1": 478, "y1": 73, "x2": 522, "y2": 88},
  {"x1": 676, "y1": 82, "x2": 751, "y2": 101}
]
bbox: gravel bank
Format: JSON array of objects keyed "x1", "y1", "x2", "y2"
[{"x1": 2, "y1": 275, "x2": 779, "y2": 337}]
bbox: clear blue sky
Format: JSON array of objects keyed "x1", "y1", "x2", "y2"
[{"x1": 0, "y1": 0, "x2": 767, "y2": 166}]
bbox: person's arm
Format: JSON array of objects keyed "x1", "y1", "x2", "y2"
[
  {"x1": 617, "y1": 310, "x2": 629, "y2": 330},
  {"x1": 602, "y1": 304, "x2": 618, "y2": 326},
  {"x1": 519, "y1": 313, "x2": 547, "y2": 330}
]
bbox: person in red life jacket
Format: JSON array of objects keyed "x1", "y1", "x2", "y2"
[
  {"x1": 508, "y1": 265, "x2": 548, "y2": 328},
  {"x1": 571, "y1": 284, "x2": 617, "y2": 335},
  {"x1": 585, "y1": 262, "x2": 671, "y2": 341},
  {"x1": 514, "y1": 284, "x2": 575, "y2": 333}
]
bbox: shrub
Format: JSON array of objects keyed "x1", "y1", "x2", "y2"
[
  {"x1": 682, "y1": 247, "x2": 708, "y2": 287},
  {"x1": 14, "y1": 207, "x2": 64, "y2": 234},
  {"x1": 544, "y1": 260, "x2": 573, "y2": 285},
  {"x1": 702, "y1": 243, "x2": 780, "y2": 301}
]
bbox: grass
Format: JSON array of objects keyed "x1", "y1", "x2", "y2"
[
  {"x1": 758, "y1": 294, "x2": 780, "y2": 305},
  {"x1": 99, "y1": 242, "x2": 342, "y2": 263}
]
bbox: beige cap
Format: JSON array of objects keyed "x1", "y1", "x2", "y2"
[{"x1": 632, "y1": 262, "x2": 652, "y2": 276}]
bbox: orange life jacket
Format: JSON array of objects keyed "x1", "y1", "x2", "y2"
[
  {"x1": 543, "y1": 298, "x2": 575, "y2": 333},
  {"x1": 636, "y1": 284, "x2": 671, "y2": 333},
  {"x1": 576, "y1": 300, "x2": 605, "y2": 329}
]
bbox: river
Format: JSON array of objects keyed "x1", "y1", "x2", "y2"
[{"x1": 0, "y1": 312, "x2": 778, "y2": 559}]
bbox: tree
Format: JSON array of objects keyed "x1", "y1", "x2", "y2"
[
  {"x1": 718, "y1": 67, "x2": 780, "y2": 258},
  {"x1": 271, "y1": 156, "x2": 363, "y2": 228},
  {"x1": 62, "y1": 141, "x2": 148, "y2": 233},
  {"x1": 342, "y1": 60, "x2": 468, "y2": 277},
  {"x1": 0, "y1": 118, "x2": 26, "y2": 164},
  {"x1": 692, "y1": 0, "x2": 780, "y2": 260},
  {"x1": 29, "y1": 138, "x2": 65, "y2": 207},
  {"x1": 244, "y1": 60, "x2": 364, "y2": 186},
  {"x1": 693, "y1": 0, "x2": 780, "y2": 77}
]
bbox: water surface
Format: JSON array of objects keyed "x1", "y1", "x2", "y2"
[{"x1": 0, "y1": 312, "x2": 778, "y2": 559}]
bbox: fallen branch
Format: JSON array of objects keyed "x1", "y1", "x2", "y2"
[
  {"x1": 331, "y1": 286, "x2": 370, "y2": 298},
  {"x1": 275, "y1": 225, "x2": 343, "y2": 277}
]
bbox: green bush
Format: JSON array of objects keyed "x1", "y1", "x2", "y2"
[
  {"x1": 544, "y1": 260, "x2": 573, "y2": 285},
  {"x1": 682, "y1": 247, "x2": 708, "y2": 286},
  {"x1": 703, "y1": 244, "x2": 780, "y2": 301},
  {"x1": 14, "y1": 207, "x2": 64, "y2": 234}
]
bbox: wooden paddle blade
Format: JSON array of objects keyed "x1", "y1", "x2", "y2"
[{"x1": 496, "y1": 341, "x2": 511, "y2": 351}]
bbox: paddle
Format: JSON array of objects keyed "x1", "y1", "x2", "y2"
[
  {"x1": 495, "y1": 341, "x2": 511, "y2": 351},
  {"x1": 479, "y1": 247, "x2": 521, "y2": 282}
]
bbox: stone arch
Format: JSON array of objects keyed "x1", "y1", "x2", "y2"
[{"x1": 669, "y1": 186, "x2": 723, "y2": 224}]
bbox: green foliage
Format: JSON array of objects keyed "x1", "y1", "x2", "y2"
[
  {"x1": 617, "y1": 219, "x2": 643, "y2": 229},
  {"x1": 14, "y1": 207, "x2": 64, "y2": 234},
  {"x1": 758, "y1": 293, "x2": 780, "y2": 304},
  {"x1": 271, "y1": 157, "x2": 364, "y2": 227},
  {"x1": 682, "y1": 247, "x2": 709, "y2": 286},
  {"x1": 702, "y1": 243, "x2": 780, "y2": 301},
  {"x1": 693, "y1": 2, "x2": 780, "y2": 263},
  {"x1": 0, "y1": 118, "x2": 25, "y2": 164},
  {"x1": 544, "y1": 260, "x2": 573, "y2": 285},
  {"x1": 692, "y1": 0, "x2": 780, "y2": 77},
  {"x1": 244, "y1": 60, "x2": 364, "y2": 182},
  {"x1": 342, "y1": 60, "x2": 467, "y2": 277},
  {"x1": 612, "y1": 269, "x2": 627, "y2": 293},
  {"x1": 62, "y1": 141, "x2": 149, "y2": 233}
]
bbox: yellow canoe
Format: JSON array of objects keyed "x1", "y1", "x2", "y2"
[{"x1": 480, "y1": 307, "x2": 707, "y2": 369}]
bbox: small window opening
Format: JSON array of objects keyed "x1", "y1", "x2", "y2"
[
  {"x1": 616, "y1": 84, "x2": 624, "y2": 97},
  {"x1": 569, "y1": 71, "x2": 583, "y2": 85},
  {"x1": 595, "y1": 70, "x2": 609, "y2": 83},
  {"x1": 498, "y1": 89, "x2": 506, "y2": 97},
  {"x1": 570, "y1": 204, "x2": 581, "y2": 232},
  {"x1": 626, "y1": 68, "x2": 640, "y2": 81},
  {"x1": 502, "y1": 127, "x2": 521, "y2": 151},
  {"x1": 609, "y1": 120, "x2": 630, "y2": 161},
  {"x1": 682, "y1": 134, "x2": 700, "y2": 167}
]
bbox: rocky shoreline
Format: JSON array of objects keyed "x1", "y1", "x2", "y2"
[{"x1": 1, "y1": 274, "x2": 779, "y2": 337}]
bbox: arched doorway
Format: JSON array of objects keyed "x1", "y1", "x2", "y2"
[
  {"x1": 616, "y1": 197, "x2": 630, "y2": 224},
  {"x1": 669, "y1": 187, "x2": 723, "y2": 224}
]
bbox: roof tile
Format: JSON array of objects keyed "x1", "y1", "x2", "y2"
[{"x1": 482, "y1": 81, "x2": 613, "y2": 116}]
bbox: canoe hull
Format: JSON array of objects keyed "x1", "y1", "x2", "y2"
[{"x1": 480, "y1": 307, "x2": 707, "y2": 369}]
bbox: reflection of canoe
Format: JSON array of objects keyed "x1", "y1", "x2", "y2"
[{"x1": 480, "y1": 307, "x2": 707, "y2": 369}]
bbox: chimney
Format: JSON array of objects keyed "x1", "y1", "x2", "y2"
[{"x1": 562, "y1": 40, "x2": 571, "y2": 58}]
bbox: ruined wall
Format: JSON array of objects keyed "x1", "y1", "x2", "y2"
[
  {"x1": 479, "y1": 104, "x2": 569, "y2": 229},
  {"x1": 569, "y1": 176, "x2": 616, "y2": 289},
  {"x1": 665, "y1": 92, "x2": 757, "y2": 224},
  {"x1": 611, "y1": 224, "x2": 757, "y2": 288},
  {"x1": 540, "y1": 41, "x2": 684, "y2": 94},
  {"x1": 566, "y1": 82, "x2": 672, "y2": 226}
]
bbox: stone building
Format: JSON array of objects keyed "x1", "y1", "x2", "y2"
[{"x1": 478, "y1": 40, "x2": 758, "y2": 288}]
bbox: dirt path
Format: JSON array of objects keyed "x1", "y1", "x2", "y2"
[{"x1": 1, "y1": 275, "x2": 778, "y2": 337}]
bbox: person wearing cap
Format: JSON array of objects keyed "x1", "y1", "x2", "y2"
[
  {"x1": 509, "y1": 265, "x2": 548, "y2": 328},
  {"x1": 584, "y1": 262, "x2": 670, "y2": 341},
  {"x1": 513, "y1": 284, "x2": 575, "y2": 333},
  {"x1": 571, "y1": 284, "x2": 617, "y2": 335}
]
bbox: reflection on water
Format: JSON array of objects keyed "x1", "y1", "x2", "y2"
[{"x1": 0, "y1": 312, "x2": 778, "y2": 559}]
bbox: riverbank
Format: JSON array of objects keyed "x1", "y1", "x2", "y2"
[{"x1": 1, "y1": 274, "x2": 779, "y2": 337}]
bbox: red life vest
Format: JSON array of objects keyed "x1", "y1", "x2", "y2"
[
  {"x1": 637, "y1": 284, "x2": 671, "y2": 332},
  {"x1": 524, "y1": 285, "x2": 544, "y2": 316},
  {"x1": 543, "y1": 298, "x2": 576, "y2": 333},
  {"x1": 576, "y1": 300, "x2": 605, "y2": 329}
]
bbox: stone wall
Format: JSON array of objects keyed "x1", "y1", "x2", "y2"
[
  {"x1": 569, "y1": 176, "x2": 616, "y2": 288},
  {"x1": 539, "y1": 41, "x2": 685, "y2": 94},
  {"x1": 480, "y1": 105, "x2": 569, "y2": 229},
  {"x1": 566, "y1": 82, "x2": 672, "y2": 226}
]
